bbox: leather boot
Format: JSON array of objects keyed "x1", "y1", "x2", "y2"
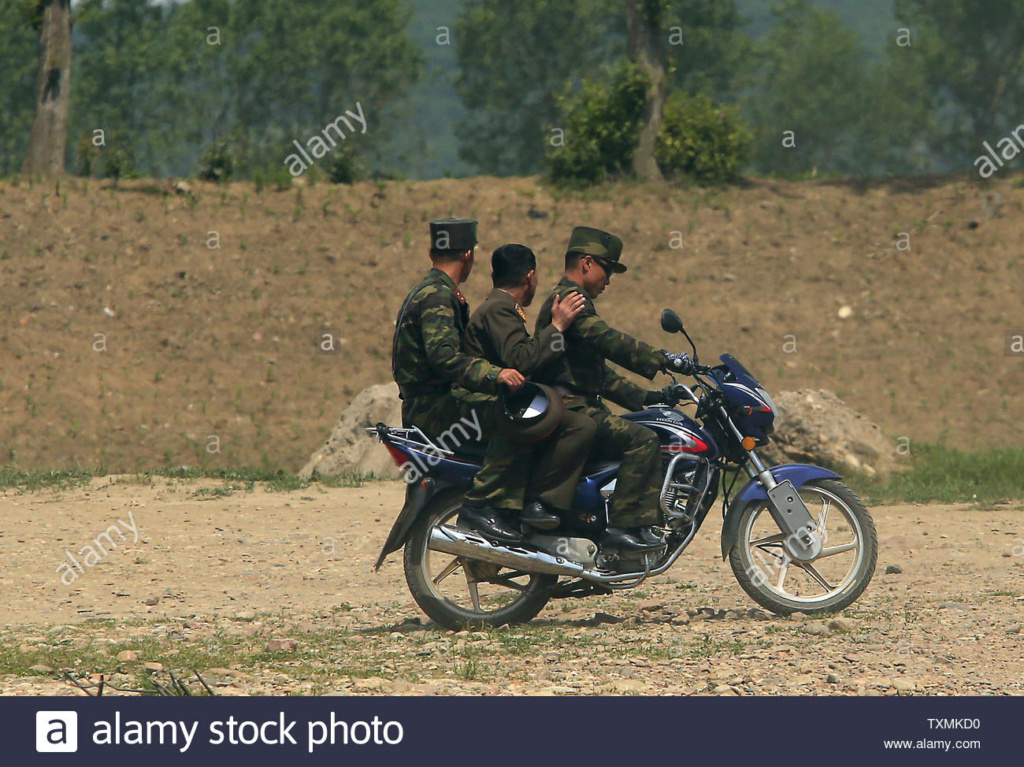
[
  {"x1": 520, "y1": 500, "x2": 561, "y2": 530},
  {"x1": 457, "y1": 503, "x2": 523, "y2": 545},
  {"x1": 600, "y1": 526, "x2": 665, "y2": 552}
]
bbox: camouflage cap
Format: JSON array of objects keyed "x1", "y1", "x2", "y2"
[
  {"x1": 566, "y1": 225, "x2": 627, "y2": 273},
  {"x1": 430, "y1": 217, "x2": 478, "y2": 252}
]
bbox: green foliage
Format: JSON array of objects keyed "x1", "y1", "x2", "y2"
[
  {"x1": 325, "y1": 143, "x2": 363, "y2": 185},
  {"x1": 655, "y1": 92, "x2": 750, "y2": 183},
  {"x1": 63, "y1": 0, "x2": 422, "y2": 179},
  {"x1": 894, "y1": 0, "x2": 1024, "y2": 161},
  {"x1": 99, "y1": 130, "x2": 137, "y2": 181},
  {"x1": 455, "y1": 0, "x2": 624, "y2": 176},
  {"x1": 743, "y1": 0, "x2": 928, "y2": 176},
  {"x1": 196, "y1": 141, "x2": 235, "y2": 183},
  {"x1": 546, "y1": 62, "x2": 649, "y2": 185},
  {"x1": 0, "y1": 0, "x2": 39, "y2": 175},
  {"x1": 854, "y1": 445, "x2": 1024, "y2": 505},
  {"x1": 547, "y1": 62, "x2": 750, "y2": 186}
]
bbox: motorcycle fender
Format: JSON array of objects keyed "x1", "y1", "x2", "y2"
[
  {"x1": 720, "y1": 464, "x2": 842, "y2": 559},
  {"x1": 373, "y1": 478, "x2": 446, "y2": 570}
]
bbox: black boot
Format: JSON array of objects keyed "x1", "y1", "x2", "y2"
[
  {"x1": 600, "y1": 526, "x2": 665, "y2": 552},
  {"x1": 520, "y1": 500, "x2": 561, "y2": 530},
  {"x1": 457, "y1": 503, "x2": 523, "y2": 545}
]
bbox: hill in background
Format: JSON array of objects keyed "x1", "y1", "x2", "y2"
[{"x1": 0, "y1": 173, "x2": 1021, "y2": 471}]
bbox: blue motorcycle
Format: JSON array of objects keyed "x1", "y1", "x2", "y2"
[{"x1": 370, "y1": 309, "x2": 877, "y2": 630}]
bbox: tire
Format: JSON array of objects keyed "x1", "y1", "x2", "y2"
[
  {"x1": 403, "y1": 490, "x2": 555, "y2": 631},
  {"x1": 728, "y1": 479, "x2": 877, "y2": 615}
]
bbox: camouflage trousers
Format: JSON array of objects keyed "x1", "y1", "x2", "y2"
[
  {"x1": 565, "y1": 396, "x2": 662, "y2": 527},
  {"x1": 402, "y1": 389, "x2": 529, "y2": 511}
]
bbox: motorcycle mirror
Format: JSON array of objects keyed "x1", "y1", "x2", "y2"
[{"x1": 661, "y1": 308, "x2": 683, "y2": 334}]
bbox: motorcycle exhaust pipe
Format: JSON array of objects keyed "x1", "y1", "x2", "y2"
[{"x1": 428, "y1": 525, "x2": 586, "y2": 577}]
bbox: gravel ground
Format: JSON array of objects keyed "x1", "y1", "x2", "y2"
[{"x1": 1, "y1": 478, "x2": 1022, "y2": 696}]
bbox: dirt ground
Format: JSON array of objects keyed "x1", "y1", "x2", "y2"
[
  {"x1": 1, "y1": 478, "x2": 1022, "y2": 696},
  {"x1": 1, "y1": 173, "x2": 1023, "y2": 472}
]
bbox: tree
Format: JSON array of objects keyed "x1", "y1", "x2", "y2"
[
  {"x1": 895, "y1": 0, "x2": 1024, "y2": 162},
  {"x1": 627, "y1": 0, "x2": 666, "y2": 181},
  {"x1": 454, "y1": 0, "x2": 624, "y2": 176},
  {"x1": 21, "y1": 0, "x2": 72, "y2": 177},
  {"x1": 0, "y1": 0, "x2": 40, "y2": 176}
]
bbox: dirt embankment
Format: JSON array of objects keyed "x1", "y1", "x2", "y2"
[{"x1": 1, "y1": 174, "x2": 1022, "y2": 471}]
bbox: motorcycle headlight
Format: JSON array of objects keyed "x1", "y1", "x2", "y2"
[{"x1": 755, "y1": 387, "x2": 778, "y2": 419}]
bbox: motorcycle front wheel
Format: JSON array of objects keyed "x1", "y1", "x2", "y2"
[
  {"x1": 403, "y1": 490, "x2": 556, "y2": 631},
  {"x1": 729, "y1": 479, "x2": 877, "y2": 615}
]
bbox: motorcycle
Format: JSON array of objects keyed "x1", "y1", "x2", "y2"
[{"x1": 369, "y1": 309, "x2": 877, "y2": 631}]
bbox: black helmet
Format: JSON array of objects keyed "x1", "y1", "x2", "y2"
[{"x1": 496, "y1": 382, "x2": 564, "y2": 443}]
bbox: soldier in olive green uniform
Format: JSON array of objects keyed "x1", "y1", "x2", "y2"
[
  {"x1": 391, "y1": 218, "x2": 529, "y2": 544},
  {"x1": 463, "y1": 244, "x2": 595, "y2": 527},
  {"x1": 535, "y1": 226, "x2": 673, "y2": 552}
]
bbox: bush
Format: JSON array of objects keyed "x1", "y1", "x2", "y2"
[
  {"x1": 325, "y1": 144, "x2": 363, "y2": 185},
  {"x1": 655, "y1": 93, "x2": 751, "y2": 184},
  {"x1": 75, "y1": 129, "x2": 136, "y2": 180},
  {"x1": 546, "y1": 61, "x2": 750, "y2": 186},
  {"x1": 546, "y1": 61, "x2": 649, "y2": 186},
  {"x1": 196, "y1": 141, "x2": 235, "y2": 183}
]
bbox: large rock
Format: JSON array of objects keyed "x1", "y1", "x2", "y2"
[
  {"x1": 759, "y1": 389, "x2": 897, "y2": 477},
  {"x1": 300, "y1": 382, "x2": 402, "y2": 479}
]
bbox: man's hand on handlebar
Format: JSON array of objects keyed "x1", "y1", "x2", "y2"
[{"x1": 661, "y1": 351, "x2": 693, "y2": 375}]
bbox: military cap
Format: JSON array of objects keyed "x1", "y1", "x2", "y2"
[
  {"x1": 430, "y1": 217, "x2": 478, "y2": 252},
  {"x1": 496, "y1": 382, "x2": 565, "y2": 443},
  {"x1": 566, "y1": 225, "x2": 627, "y2": 273}
]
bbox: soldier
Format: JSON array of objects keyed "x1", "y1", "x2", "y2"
[
  {"x1": 535, "y1": 226, "x2": 683, "y2": 552},
  {"x1": 463, "y1": 243, "x2": 595, "y2": 528},
  {"x1": 391, "y1": 217, "x2": 529, "y2": 545}
]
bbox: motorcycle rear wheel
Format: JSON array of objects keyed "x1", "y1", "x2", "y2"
[
  {"x1": 729, "y1": 479, "x2": 877, "y2": 615},
  {"x1": 404, "y1": 490, "x2": 556, "y2": 631}
]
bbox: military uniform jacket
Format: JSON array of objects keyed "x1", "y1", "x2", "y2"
[
  {"x1": 392, "y1": 268, "x2": 503, "y2": 396},
  {"x1": 463, "y1": 289, "x2": 563, "y2": 374},
  {"x1": 535, "y1": 276, "x2": 665, "y2": 411}
]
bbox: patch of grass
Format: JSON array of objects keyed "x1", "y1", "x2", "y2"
[
  {"x1": 851, "y1": 444, "x2": 1024, "y2": 505},
  {"x1": 0, "y1": 467, "x2": 94, "y2": 492}
]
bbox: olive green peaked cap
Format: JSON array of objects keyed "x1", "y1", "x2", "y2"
[
  {"x1": 566, "y1": 225, "x2": 627, "y2": 272},
  {"x1": 430, "y1": 217, "x2": 478, "y2": 252}
]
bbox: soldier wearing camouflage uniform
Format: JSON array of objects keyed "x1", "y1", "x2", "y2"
[
  {"x1": 391, "y1": 218, "x2": 529, "y2": 545},
  {"x1": 535, "y1": 226, "x2": 673, "y2": 552}
]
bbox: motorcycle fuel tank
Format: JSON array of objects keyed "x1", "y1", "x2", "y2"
[{"x1": 623, "y1": 407, "x2": 718, "y2": 460}]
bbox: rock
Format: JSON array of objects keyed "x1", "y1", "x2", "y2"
[
  {"x1": 116, "y1": 650, "x2": 139, "y2": 661},
  {"x1": 599, "y1": 679, "x2": 647, "y2": 694},
  {"x1": 837, "y1": 306, "x2": 853, "y2": 319},
  {"x1": 265, "y1": 639, "x2": 298, "y2": 652},
  {"x1": 826, "y1": 673, "x2": 840, "y2": 684},
  {"x1": 638, "y1": 600, "x2": 666, "y2": 612},
  {"x1": 143, "y1": 596, "x2": 160, "y2": 606},
  {"x1": 802, "y1": 622, "x2": 830, "y2": 636},
  {"x1": 300, "y1": 382, "x2": 402, "y2": 480},
  {"x1": 885, "y1": 564, "x2": 903, "y2": 574},
  {"x1": 938, "y1": 602, "x2": 969, "y2": 611},
  {"x1": 352, "y1": 677, "x2": 388, "y2": 691},
  {"x1": 231, "y1": 609, "x2": 257, "y2": 621},
  {"x1": 143, "y1": 662, "x2": 164, "y2": 672},
  {"x1": 892, "y1": 679, "x2": 916, "y2": 692},
  {"x1": 759, "y1": 389, "x2": 900, "y2": 477},
  {"x1": 828, "y1": 618, "x2": 856, "y2": 632},
  {"x1": 29, "y1": 664, "x2": 54, "y2": 673}
]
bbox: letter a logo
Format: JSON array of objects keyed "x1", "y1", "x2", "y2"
[{"x1": 36, "y1": 711, "x2": 78, "y2": 752}]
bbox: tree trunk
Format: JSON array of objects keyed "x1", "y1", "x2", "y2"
[
  {"x1": 22, "y1": 0, "x2": 73, "y2": 178},
  {"x1": 627, "y1": 0, "x2": 665, "y2": 183}
]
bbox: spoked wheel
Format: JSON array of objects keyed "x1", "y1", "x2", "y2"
[
  {"x1": 403, "y1": 491, "x2": 555, "y2": 631},
  {"x1": 729, "y1": 479, "x2": 877, "y2": 615}
]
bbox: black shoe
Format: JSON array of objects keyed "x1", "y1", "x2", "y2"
[
  {"x1": 457, "y1": 504, "x2": 523, "y2": 545},
  {"x1": 601, "y1": 526, "x2": 665, "y2": 553},
  {"x1": 520, "y1": 500, "x2": 561, "y2": 530}
]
